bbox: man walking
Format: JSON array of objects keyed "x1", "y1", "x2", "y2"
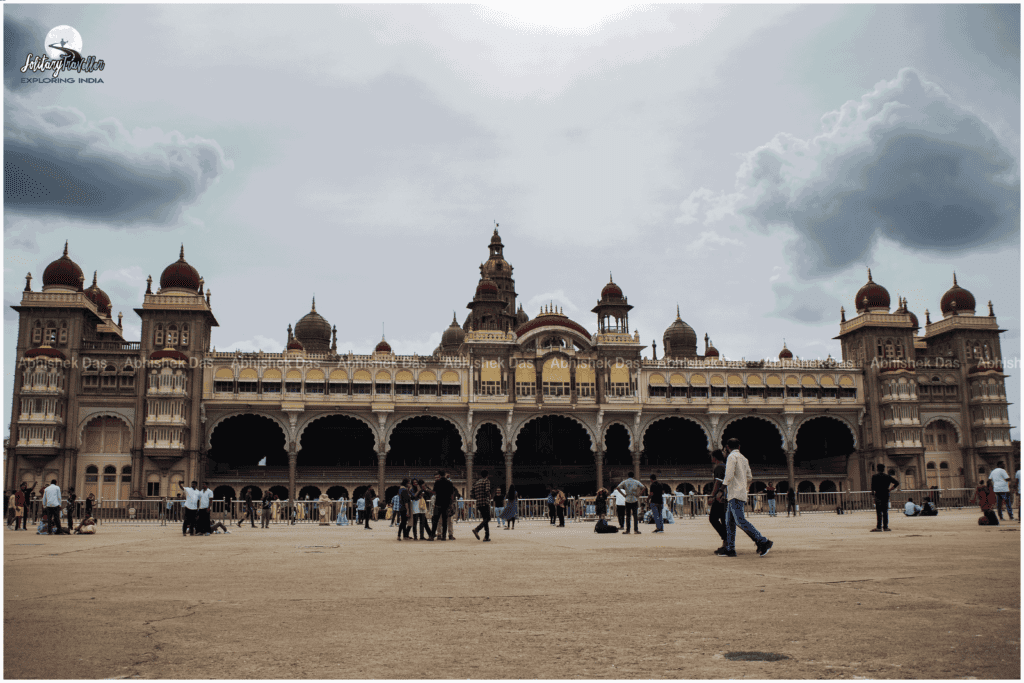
[
  {"x1": 786, "y1": 486, "x2": 797, "y2": 517},
  {"x1": 396, "y1": 478, "x2": 412, "y2": 541},
  {"x1": 65, "y1": 487, "x2": 77, "y2": 530},
  {"x1": 197, "y1": 482, "x2": 214, "y2": 535},
  {"x1": 363, "y1": 488, "x2": 375, "y2": 530},
  {"x1": 989, "y1": 461, "x2": 1014, "y2": 521},
  {"x1": 648, "y1": 474, "x2": 665, "y2": 533},
  {"x1": 430, "y1": 471, "x2": 455, "y2": 541},
  {"x1": 765, "y1": 484, "x2": 777, "y2": 517},
  {"x1": 238, "y1": 488, "x2": 256, "y2": 528},
  {"x1": 260, "y1": 490, "x2": 273, "y2": 528},
  {"x1": 615, "y1": 471, "x2": 644, "y2": 534},
  {"x1": 546, "y1": 488, "x2": 556, "y2": 525},
  {"x1": 870, "y1": 463, "x2": 900, "y2": 532},
  {"x1": 708, "y1": 449, "x2": 729, "y2": 552},
  {"x1": 41, "y1": 479, "x2": 63, "y2": 535},
  {"x1": 612, "y1": 486, "x2": 626, "y2": 529},
  {"x1": 178, "y1": 480, "x2": 201, "y2": 536},
  {"x1": 471, "y1": 470, "x2": 492, "y2": 542},
  {"x1": 717, "y1": 438, "x2": 772, "y2": 557}
]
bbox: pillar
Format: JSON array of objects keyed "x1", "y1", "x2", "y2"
[
  {"x1": 377, "y1": 451, "x2": 386, "y2": 498},
  {"x1": 287, "y1": 452, "x2": 297, "y2": 502},
  {"x1": 786, "y1": 448, "x2": 796, "y2": 494},
  {"x1": 594, "y1": 450, "x2": 604, "y2": 491},
  {"x1": 631, "y1": 450, "x2": 641, "y2": 479},
  {"x1": 465, "y1": 451, "x2": 475, "y2": 498},
  {"x1": 504, "y1": 450, "x2": 513, "y2": 491}
]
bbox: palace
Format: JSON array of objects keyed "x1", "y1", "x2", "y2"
[{"x1": 5, "y1": 231, "x2": 1015, "y2": 503}]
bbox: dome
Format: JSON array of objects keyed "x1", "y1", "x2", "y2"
[
  {"x1": 41, "y1": 242, "x2": 84, "y2": 291},
  {"x1": 25, "y1": 346, "x2": 66, "y2": 360},
  {"x1": 940, "y1": 273, "x2": 976, "y2": 317},
  {"x1": 294, "y1": 297, "x2": 331, "y2": 352},
  {"x1": 475, "y1": 278, "x2": 499, "y2": 298},
  {"x1": 149, "y1": 347, "x2": 188, "y2": 362},
  {"x1": 778, "y1": 342, "x2": 793, "y2": 360},
  {"x1": 514, "y1": 306, "x2": 591, "y2": 339},
  {"x1": 481, "y1": 258, "x2": 511, "y2": 278},
  {"x1": 441, "y1": 313, "x2": 466, "y2": 348},
  {"x1": 286, "y1": 339, "x2": 304, "y2": 351},
  {"x1": 159, "y1": 245, "x2": 201, "y2": 292},
  {"x1": 705, "y1": 343, "x2": 720, "y2": 358},
  {"x1": 490, "y1": 228, "x2": 503, "y2": 246},
  {"x1": 854, "y1": 268, "x2": 890, "y2": 312},
  {"x1": 601, "y1": 275, "x2": 624, "y2": 300},
  {"x1": 662, "y1": 306, "x2": 697, "y2": 358},
  {"x1": 515, "y1": 304, "x2": 530, "y2": 327},
  {"x1": 375, "y1": 336, "x2": 392, "y2": 354},
  {"x1": 83, "y1": 271, "x2": 112, "y2": 317}
]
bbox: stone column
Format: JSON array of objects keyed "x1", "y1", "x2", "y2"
[
  {"x1": 594, "y1": 450, "x2": 604, "y2": 491},
  {"x1": 465, "y1": 451, "x2": 475, "y2": 499},
  {"x1": 786, "y1": 448, "x2": 796, "y2": 494},
  {"x1": 504, "y1": 450, "x2": 514, "y2": 491},
  {"x1": 287, "y1": 451, "x2": 297, "y2": 502},
  {"x1": 377, "y1": 450, "x2": 386, "y2": 498},
  {"x1": 631, "y1": 450, "x2": 641, "y2": 479}
]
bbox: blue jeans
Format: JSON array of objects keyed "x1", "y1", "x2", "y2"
[
  {"x1": 996, "y1": 492, "x2": 1014, "y2": 519},
  {"x1": 650, "y1": 503, "x2": 663, "y2": 531},
  {"x1": 726, "y1": 499, "x2": 766, "y2": 552},
  {"x1": 768, "y1": 499, "x2": 776, "y2": 516}
]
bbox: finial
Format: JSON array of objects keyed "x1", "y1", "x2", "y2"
[
  {"x1": 91, "y1": 271, "x2": 98, "y2": 287},
  {"x1": 609, "y1": 271, "x2": 613, "y2": 282},
  {"x1": 676, "y1": 304, "x2": 681, "y2": 319},
  {"x1": 867, "y1": 267, "x2": 872, "y2": 282},
  {"x1": 198, "y1": 277, "x2": 204, "y2": 294},
  {"x1": 24, "y1": 272, "x2": 32, "y2": 292},
  {"x1": 311, "y1": 296, "x2": 316, "y2": 312},
  {"x1": 988, "y1": 300, "x2": 994, "y2": 316},
  {"x1": 206, "y1": 289, "x2": 211, "y2": 305},
  {"x1": 840, "y1": 306, "x2": 846, "y2": 323},
  {"x1": 452, "y1": 310, "x2": 458, "y2": 324},
  {"x1": 953, "y1": 272, "x2": 958, "y2": 286},
  {"x1": 287, "y1": 323, "x2": 292, "y2": 342},
  {"x1": 117, "y1": 312, "x2": 123, "y2": 327},
  {"x1": 63, "y1": 241, "x2": 68, "y2": 257},
  {"x1": 179, "y1": 244, "x2": 185, "y2": 260},
  {"x1": 925, "y1": 309, "x2": 931, "y2": 325},
  {"x1": 783, "y1": 338, "x2": 787, "y2": 348},
  {"x1": 146, "y1": 275, "x2": 153, "y2": 295}
]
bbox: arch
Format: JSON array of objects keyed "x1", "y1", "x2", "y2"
[
  {"x1": 441, "y1": 371, "x2": 460, "y2": 383},
  {"x1": 474, "y1": 423, "x2": 505, "y2": 470},
  {"x1": 298, "y1": 485, "x2": 321, "y2": 500},
  {"x1": 387, "y1": 413, "x2": 466, "y2": 451},
  {"x1": 207, "y1": 411, "x2": 290, "y2": 450},
  {"x1": 243, "y1": 485, "x2": 263, "y2": 501},
  {"x1": 263, "y1": 368, "x2": 282, "y2": 381},
  {"x1": 330, "y1": 369, "x2": 348, "y2": 381},
  {"x1": 746, "y1": 375, "x2": 763, "y2": 387},
  {"x1": 471, "y1": 421, "x2": 506, "y2": 450},
  {"x1": 418, "y1": 370, "x2": 437, "y2": 383},
  {"x1": 922, "y1": 416, "x2": 963, "y2": 445},
  {"x1": 326, "y1": 485, "x2": 349, "y2": 500},
  {"x1": 819, "y1": 480, "x2": 837, "y2": 493},
  {"x1": 296, "y1": 412, "x2": 380, "y2": 451},
  {"x1": 602, "y1": 420, "x2": 634, "y2": 450},
  {"x1": 213, "y1": 485, "x2": 236, "y2": 501},
  {"x1": 719, "y1": 414, "x2": 787, "y2": 451},
  {"x1": 269, "y1": 485, "x2": 289, "y2": 500},
  {"x1": 239, "y1": 368, "x2": 258, "y2": 381},
  {"x1": 749, "y1": 481, "x2": 767, "y2": 493},
  {"x1": 603, "y1": 423, "x2": 632, "y2": 468},
  {"x1": 386, "y1": 416, "x2": 466, "y2": 470},
  {"x1": 677, "y1": 483, "x2": 696, "y2": 494},
  {"x1": 640, "y1": 415, "x2": 710, "y2": 452},
  {"x1": 306, "y1": 368, "x2": 325, "y2": 381},
  {"x1": 77, "y1": 413, "x2": 133, "y2": 450},
  {"x1": 209, "y1": 414, "x2": 289, "y2": 467},
  {"x1": 511, "y1": 413, "x2": 595, "y2": 453},
  {"x1": 353, "y1": 369, "x2": 372, "y2": 382},
  {"x1": 797, "y1": 480, "x2": 816, "y2": 493},
  {"x1": 395, "y1": 370, "x2": 414, "y2": 382},
  {"x1": 215, "y1": 367, "x2": 234, "y2": 380},
  {"x1": 649, "y1": 373, "x2": 666, "y2": 385},
  {"x1": 299, "y1": 414, "x2": 378, "y2": 467},
  {"x1": 375, "y1": 370, "x2": 391, "y2": 382},
  {"x1": 794, "y1": 414, "x2": 859, "y2": 449}
]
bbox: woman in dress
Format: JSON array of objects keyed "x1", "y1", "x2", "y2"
[
  {"x1": 271, "y1": 494, "x2": 280, "y2": 522},
  {"x1": 318, "y1": 492, "x2": 332, "y2": 526},
  {"x1": 500, "y1": 485, "x2": 518, "y2": 530}
]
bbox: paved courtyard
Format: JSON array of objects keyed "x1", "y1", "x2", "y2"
[{"x1": 4, "y1": 509, "x2": 1020, "y2": 680}]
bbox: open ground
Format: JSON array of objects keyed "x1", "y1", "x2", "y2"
[{"x1": 4, "y1": 509, "x2": 1020, "y2": 680}]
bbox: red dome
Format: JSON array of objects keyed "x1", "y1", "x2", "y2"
[
  {"x1": 940, "y1": 274, "x2": 976, "y2": 316},
  {"x1": 514, "y1": 313, "x2": 591, "y2": 339},
  {"x1": 778, "y1": 344, "x2": 793, "y2": 360},
  {"x1": 375, "y1": 338, "x2": 392, "y2": 353},
  {"x1": 287, "y1": 339, "x2": 304, "y2": 351},
  {"x1": 705, "y1": 345, "x2": 720, "y2": 358},
  {"x1": 84, "y1": 271, "x2": 112, "y2": 316},
  {"x1": 601, "y1": 282, "x2": 623, "y2": 299},
  {"x1": 25, "y1": 346, "x2": 66, "y2": 360},
  {"x1": 855, "y1": 269, "x2": 890, "y2": 312},
  {"x1": 475, "y1": 278, "x2": 499, "y2": 297},
  {"x1": 150, "y1": 348, "x2": 188, "y2": 362},
  {"x1": 41, "y1": 242, "x2": 84, "y2": 290},
  {"x1": 159, "y1": 246, "x2": 201, "y2": 292}
]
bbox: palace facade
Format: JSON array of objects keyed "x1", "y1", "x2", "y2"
[{"x1": 6, "y1": 232, "x2": 1015, "y2": 502}]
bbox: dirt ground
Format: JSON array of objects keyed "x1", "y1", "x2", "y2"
[{"x1": 4, "y1": 509, "x2": 1020, "y2": 680}]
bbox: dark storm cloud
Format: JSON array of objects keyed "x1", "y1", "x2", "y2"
[
  {"x1": 4, "y1": 15, "x2": 43, "y2": 92},
  {"x1": 4, "y1": 98, "x2": 232, "y2": 225},
  {"x1": 732, "y1": 69, "x2": 1019, "y2": 277}
]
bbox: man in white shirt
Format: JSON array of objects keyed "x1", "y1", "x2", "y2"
[
  {"x1": 178, "y1": 480, "x2": 201, "y2": 536},
  {"x1": 903, "y1": 498, "x2": 922, "y2": 516},
  {"x1": 989, "y1": 462, "x2": 1014, "y2": 521},
  {"x1": 197, "y1": 483, "x2": 215, "y2": 535},
  {"x1": 717, "y1": 438, "x2": 773, "y2": 558},
  {"x1": 611, "y1": 488, "x2": 626, "y2": 529},
  {"x1": 41, "y1": 479, "x2": 63, "y2": 535}
]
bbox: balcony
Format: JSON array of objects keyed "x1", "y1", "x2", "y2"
[
  {"x1": 81, "y1": 340, "x2": 141, "y2": 351},
  {"x1": 144, "y1": 414, "x2": 188, "y2": 426}
]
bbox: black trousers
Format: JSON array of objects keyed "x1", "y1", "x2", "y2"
[
  {"x1": 431, "y1": 509, "x2": 449, "y2": 539},
  {"x1": 555, "y1": 506, "x2": 565, "y2": 526},
  {"x1": 787, "y1": 499, "x2": 796, "y2": 516},
  {"x1": 44, "y1": 506, "x2": 62, "y2": 534},
  {"x1": 409, "y1": 513, "x2": 428, "y2": 538},
  {"x1": 364, "y1": 507, "x2": 372, "y2": 528},
  {"x1": 709, "y1": 500, "x2": 727, "y2": 542},
  {"x1": 874, "y1": 498, "x2": 889, "y2": 529},
  {"x1": 240, "y1": 505, "x2": 256, "y2": 527},
  {"x1": 616, "y1": 505, "x2": 625, "y2": 528},
  {"x1": 397, "y1": 510, "x2": 410, "y2": 538},
  {"x1": 548, "y1": 503, "x2": 556, "y2": 524},
  {"x1": 473, "y1": 505, "x2": 491, "y2": 538},
  {"x1": 624, "y1": 501, "x2": 639, "y2": 531},
  {"x1": 182, "y1": 508, "x2": 198, "y2": 535},
  {"x1": 197, "y1": 508, "x2": 211, "y2": 534}
]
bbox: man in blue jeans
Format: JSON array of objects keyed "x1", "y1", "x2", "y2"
[
  {"x1": 717, "y1": 438, "x2": 772, "y2": 557},
  {"x1": 989, "y1": 461, "x2": 1014, "y2": 521},
  {"x1": 648, "y1": 473, "x2": 665, "y2": 533}
]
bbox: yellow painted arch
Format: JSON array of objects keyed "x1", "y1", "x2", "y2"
[
  {"x1": 395, "y1": 370, "x2": 414, "y2": 382},
  {"x1": 801, "y1": 375, "x2": 817, "y2": 387},
  {"x1": 286, "y1": 369, "x2": 302, "y2": 380},
  {"x1": 215, "y1": 368, "x2": 234, "y2": 379},
  {"x1": 576, "y1": 364, "x2": 595, "y2": 383},
  {"x1": 306, "y1": 369, "x2": 325, "y2": 381},
  {"x1": 766, "y1": 374, "x2": 782, "y2": 386},
  {"x1": 710, "y1": 374, "x2": 725, "y2": 386},
  {"x1": 839, "y1": 376, "x2": 855, "y2": 387},
  {"x1": 263, "y1": 368, "x2": 281, "y2": 381},
  {"x1": 649, "y1": 374, "x2": 666, "y2": 385},
  {"x1": 375, "y1": 370, "x2": 391, "y2": 382},
  {"x1": 515, "y1": 362, "x2": 536, "y2": 383},
  {"x1": 820, "y1": 375, "x2": 835, "y2": 387},
  {"x1": 330, "y1": 369, "x2": 348, "y2": 381},
  {"x1": 353, "y1": 369, "x2": 371, "y2": 382},
  {"x1": 785, "y1": 375, "x2": 799, "y2": 386},
  {"x1": 418, "y1": 370, "x2": 437, "y2": 383},
  {"x1": 441, "y1": 371, "x2": 460, "y2": 383},
  {"x1": 727, "y1": 374, "x2": 743, "y2": 386},
  {"x1": 481, "y1": 360, "x2": 501, "y2": 383},
  {"x1": 239, "y1": 368, "x2": 258, "y2": 380},
  {"x1": 747, "y1": 375, "x2": 763, "y2": 386},
  {"x1": 689, "y1": 374, "x2": 706, "y2": 385},
  {"x1": 670, "y1": 373, "x2": 686, "y2": 386}
]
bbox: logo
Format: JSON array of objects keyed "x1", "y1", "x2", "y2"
[{"x1": 20, "y1": 25, "x2": 106, "y2": 82}]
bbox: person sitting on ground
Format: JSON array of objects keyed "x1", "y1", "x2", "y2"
[
  {"x1": 210, "y1": 520, "x2": 232, "y2": 534},
  {"x1": 921, "y1": 497, "x2": 938, "y2": 516},
  {"x1": 970, "y1": 480, "x2": 999, "y2": 525},
  {"x1": 594, "y1": 488, "x2": 609, "y2": 521},
  {"x1": 904, "y1": 498, "x2": 922, "y2": 516},
  {"x1": 75, "y1": 516, "x2": 97, "y2": 534}
]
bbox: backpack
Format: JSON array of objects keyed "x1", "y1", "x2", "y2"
[{"x1": 594, "y1": 519, "x2": 619, "y2": 534}]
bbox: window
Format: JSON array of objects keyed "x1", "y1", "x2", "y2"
[
  {"x1": 147, "y1": 481, "x2": 161, "y2": 496},
  {"x1": 479, "y1": 381, "x2": 501, "y2": 395},
  {"x1": 155, "y1": 324, "x2": 164, "y2": 347},
  {"x1": 214, "y1": 381, "x2": 234, "y2": 393},
  {"x1": 578, "y1": 383, "x2": 596, "y2": 398},
  {"x1": 727, "y1": 388, "x2": 745, "y2": 398},
  {"x1": 396, "y1": 384, "x2": 414, "y2": 395},
  {"x1": 103, "y1": 465, "x2": 116, "y2": 483},
  {"x1": 59, "y1": 324, "x2": 68, "y2": 345},
  {"x1": 121, "y1": 466, "x2": 132, "y2": 484},
  {"x1": 767, "y1": 388, "x2": 784, "y2": 398},
  {"x1": 121, "y1": 374, "x2": 134, "y2": 389},
  {"x1": 542, "y1": 382, "x2": 569, "y2": 397},
  {"x1": 441, "y1": 384, "x2": 460, "y2": 396},
  {"x1": 352, "y1": 383, "x2": 371, "y2": 395},
  {"x1": 419, "y1": 383, "x2": 439, "y2": 397},
  {"x1": 515, "y1": 382, "x2": 534, "y2": 397},
  {"x1": 608, "y1": 383, "x2": 629, "y2": 397},
  {"x1": 285, "y1": 381, "x2": 302, "y2": 394},
  {"x1": 939, "y1": 462, "x2": 949, "y2": 470},
  {"x1": 822, "y1": 388, "x2": 837, "y2": 399},
  {"x1": 328, "y1": 382, "x2": 347, "y2": 395},
  {"x1": 305, "y1": 382, "x2": 325, "y2": 394},
  {"x1": 711, "y1": 387, "x2": 726, "y2": 398},
  {"x1": 83, "y1": 374, "x2": 99, "y2": 388},
  {"x1": 85, "y1": 465, "x2": 98, "y2": 483},
  {"x1": 181, "y1": 324, "x2": 190, "y2": 348},
  {"x1": 237, "y1": 381, "x2": 257, "y2": 393},
  {"x1": 32, "y1": 323, "x2": 42, "y2": 344},
  {"x1": 167, "y1": 326, "x2": 179, "y2": 346},
  {"x1": 690, "y1": 387, "x2": 708, "y2": 398},
  {"x1": 649, "y1": 386, "x2": 667, "y2": 398},
  {"x1": 747, "y1": 388, "x2": 765, "y2": 399},
  {"x1": 262, "y1": 381, "x2": 281, "y2": 394},
  {"x1": 374, "y1": 383, "x2": 391, "y2": 395}
]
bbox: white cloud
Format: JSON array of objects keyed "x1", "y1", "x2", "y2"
[
  {"x1": 524, "y1": 290, "x2": 580, "y2": 317},
  {"x1": 688, "y1": 230, "x2": 743, "y2": 252},
  {"x1": 221, "y1": 335, "x2": 283, "y2": 353}
]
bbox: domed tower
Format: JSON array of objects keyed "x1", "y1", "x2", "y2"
[
  {"x1": 440, "y1": 312, "x2": 466, "y2": 354},
  {"x1": 293, "y1": 297, "x2": 332, "y2": 353},
  {"x1": 41, "y1": 241, "x2": 85, "y2": 292},
  {"x1": 478, "y1": 226, "x2": 519, "y2": 332},
  {"x1": 84, "y1": 271, "x2": 112, "y2": 318},
  {"x1": 466, "y1": 277, "x2": 509, "y2": 332},
  {"x1": 778, "y1": 340, "x2": 793, "y2": 360},
  {"x1": 515, "y1": 303, "x2": 530, "y2": 329},
  {"x1": 663, "y1": 306, "x2": 698, "y2": 360},
  {"x1": 159, "y1": 245, "x2": 202, "y2": 294},
  {"x1": 854, "y1": 268, "x2": 891, "y2": 313},
  {"x1": 940, "y1": 273, "x2": 976, "y2": 317},
  {"x1": 591, "y1": 273, "x2": 633, "y2": 334}
]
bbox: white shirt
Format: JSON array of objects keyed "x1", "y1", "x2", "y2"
[
  {"x1": 373, "y1": 497, "x2": 379, "y2": 508},
  {"x1": 181, "y1": 487, "x2": 201, "y2": 510},
  {"x1": 198, "y1": 488, "x2": 214, "y2": 509},
  {"x1": 722, "y1": 450, "x2": 753, "y2": 502},
  {"x1": 42, "y1": 484, "x2": 62, "y2": 508},
  {"x1": 904, "y1": 501, "x2": 921, "y2": 515},
  {"x1": 990, "y1": 468, "x2": 1011, "y2": 493},
  {"x1": 611, "y1": 489, "x2": 625, "y2": 506}
]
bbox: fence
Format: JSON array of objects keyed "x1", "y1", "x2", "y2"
[{"x1": 35, "y1": 488, "x2": 981, "y2": 527}]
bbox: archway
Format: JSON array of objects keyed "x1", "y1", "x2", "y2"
[
  {"x1": 384, "y1": 485, "x2": 400, "y2": 504},
  {"x1": 515, "y1": 415, "x2": 594, "y2": 497},
  {"x1": 749, "y1": 481, "x2": 767, "y2": 493},
  {"x1": 721, "y1": 417, "x2": 785, "y2": 468},
  {"x1": 298, "y1": 485, "x2": 321, "y2": 500},
  {"x1": 209, "y1": 414, "x2": 288, "y2": 467},
  {"x1": 794, "y1": 417, "x2": 855, "y2": 468},
  {"x1": 326, "y1": 485, "x2": 349, "y2": 501},
  {"x1": 300, "y1": 415, "x2": 377, "y2": 467},
  {"x1": 604, "y1": 423, "x2": 631, "y2": 468},
  {"x1": 353, "y1": 485, "x2": 369, "y2": 501},
  {"x1": 797, "y1": 480, "x2": 816, "y2": 493},
  {"x1": 776, "y1": 481, "x2": 790, "y2": 494},
  {"x1": 474, "y1": 423, "x2": 504, "y2": 473},
  {"x1": 642, "y1": 417, "x2": 708, "y2": 467},
  {"x1": 388, "y1": 416, "x2": 465, "y2": 469},
  {"x1": 677, "y1": 483, "x2": 695, "y2": 494},
  {"x1": 702, "y1": 482, "x2": 715, "y2": 494},
  {"x1": 213, "y1": 485, "x2": 235, "y2": 515},
  {"x1": 923, "y1": 418, "x2": 963, "y2": 488},
  {"x1": 819, "y1": 480, "x2": 837, "y2": 493},
  {"x1": 244, "y1": 485, "x2": 263, "y2": 501},
  {"x1": 269, "y1": 485, "x2": 289, "y2": 500}
]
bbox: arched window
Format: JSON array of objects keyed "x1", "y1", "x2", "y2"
[
  {"x1": 85, "y1": 465, "x2": 99, "y2": 481},
  {"x1": 181, "y1": 324, "x2": 190, "y2": 348},
  {"x1": 926, "y1": 462, "x2": 936, "y2": 469},
  {"x1": 59, "y1": 321, "x2": 68, "y2": 345},
  {"x1": 103, "y1": 465, "x2": 117, "y2": 482},
  {"x1": 167, "y1": 325, "x2": 178, "y2": 346},
  {"x1": 155, "y1": 324, "x2": 164, "y2": 347},
  {"x1": 32, "y1": 320, "x2": 42, "y2": 344}
]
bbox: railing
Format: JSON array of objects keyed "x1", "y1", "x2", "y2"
[{"x1": 81, "y1": 340, "x2": 141, "y2": 351}]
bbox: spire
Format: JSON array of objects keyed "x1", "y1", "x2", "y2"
[
  {"x1": 609, "y1": 271, "x2": 613, "y2": 282},
  {"x1": 867, "y1": 267, "x2": 872, "y2": 282},
  {"x1": 953, "y1": 272, "x2": 958, "y2": 287},
  {"x1": 988, "y1": 300, "x2": 995, "y2": 316},
  {"x1": 840, "y1": 306, "x2": 845, "y2": 323},
  {"x1": 311, "y1": 296, "x2": 316, "y2": 312},
  {"x1": 91, "y1": 271, "x2": 98, "y2": 287},
  {"x1": 452, "y1": 310, "x2": 458, "y2": 324},
  {"x1": 24, "y1": 272, "x2": 32, "y2": 292},
  {"x1": 676, "y1": 304, "x2": 681, "y2": 320},
  {"x1": 179, "y1": 244, "x2": 185, "y2": 260},
  {"x1": 63, "y1": 241, "x2": 69, "y2": 257},
  {"x1": 146, "y1": 275, "x2": 153, "y2": 295}
]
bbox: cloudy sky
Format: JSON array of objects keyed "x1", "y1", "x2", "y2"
[{"x1": 4, "y1": 4, "x2": 1020, "y2": 437}]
